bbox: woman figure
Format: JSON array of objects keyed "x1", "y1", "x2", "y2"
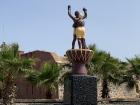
[{"x1": 68, "y1": 5, "x2": 87, "y2": 49}]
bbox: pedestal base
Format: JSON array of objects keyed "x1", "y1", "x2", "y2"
[
  {"x1": 66, "y1": 49, "x2": 93, "y2": 75},
  {"x1": 64, "y1": 75, "x2": 97, "y2": 105}
]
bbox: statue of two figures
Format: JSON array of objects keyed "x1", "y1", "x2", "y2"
[
  {"x1": 68, "y1": 5, "x2": 88, "y2": 49},
  {"x1": 65, "y1": 6, "x2": 96, "y2": 105}
]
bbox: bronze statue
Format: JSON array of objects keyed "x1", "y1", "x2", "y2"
[{"x1": 68, "y1": 5, "x2": 87, "y2": 49}]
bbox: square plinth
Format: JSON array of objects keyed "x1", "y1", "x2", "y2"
[{"x1": 64, "y1": 75, "x2": 97, "y2": 105}]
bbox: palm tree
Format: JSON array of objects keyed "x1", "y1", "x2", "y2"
[
  {"x1": 120, "y1": 56, "x2": 140, "y2": 97},
  {"x1": 26, "y1": 63, "x2": 62, "y2": 99},
  {"x1": 0, "y1": 43, "x2": 33, "y2": 105},
  {"x1": 89, "y1": 44, "x2": 122, "y2": 99}
]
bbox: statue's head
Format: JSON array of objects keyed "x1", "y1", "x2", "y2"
[{"x1": 75, "y1": 11, "x2": 80, "y2": 18}]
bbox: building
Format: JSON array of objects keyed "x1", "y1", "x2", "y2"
[{"x1": 16, "y1": 50, "x2": 67, "y2": 99}]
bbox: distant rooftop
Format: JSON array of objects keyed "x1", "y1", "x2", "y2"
[{"x1": 20, "y1": 50, "x2": 68, "y2": 64}]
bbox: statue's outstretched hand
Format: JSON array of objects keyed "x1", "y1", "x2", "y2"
[
  {"x1": 83, "y1": 8, "x2": 87, "y2": 12},
  {"x1": 68, "y1": 5, "x2": 71, "y2": 10}
]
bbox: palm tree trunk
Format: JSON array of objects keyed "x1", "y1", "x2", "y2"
[
  {"x1": 2, "y1": 76, "x2": 16, "y2": 105},
  {"x1": 101, "y1": 79, "x2": 110, "y2": 99},
  {"x1": 46, "y1": 89, "x2": 52, "y2": 99},
  {"x1": 135, "y1": 83, "x2": 140, "y2": 98}
]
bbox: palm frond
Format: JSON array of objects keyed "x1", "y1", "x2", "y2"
[{"x1": 0, "y1": 43, "x2": 34, "y2": 79}]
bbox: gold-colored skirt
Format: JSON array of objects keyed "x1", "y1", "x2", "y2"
[{"x1": 74, "y1": 27, "x2": 85, "y2": 38}]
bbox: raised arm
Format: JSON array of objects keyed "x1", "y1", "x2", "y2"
[
  {"x1": 82, "y1": 8, "x2": 87, "y2": 19},
  {"x1": 68, "y1": 5, "x2": 75, "y2": 21}
]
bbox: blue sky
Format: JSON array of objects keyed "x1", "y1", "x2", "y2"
[{"x1": 0, "y1": 0, "x2": 140, "y2": 60}]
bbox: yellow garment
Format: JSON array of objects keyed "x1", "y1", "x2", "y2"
[{"x1": 74, "y1": 27, "x2": 86, "y2": 38}]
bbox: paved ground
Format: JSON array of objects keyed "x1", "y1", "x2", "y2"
[{"x1": 13, "y1": 103, "x2": 140, "y2": 105}]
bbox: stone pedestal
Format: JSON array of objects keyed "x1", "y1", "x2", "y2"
[
  {"x1": 64, "y1": 75, "x2": 97, "y2": 105},
  {"x1": 63, "y1": 49, "x2": 97, "y2": 105}
]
